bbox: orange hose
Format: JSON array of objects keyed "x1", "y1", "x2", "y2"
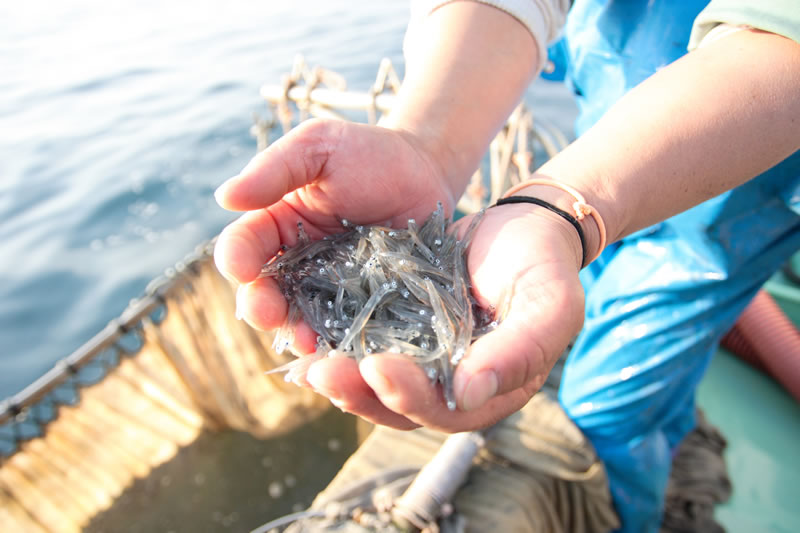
[
  {"x1": 721, "y1": 290, "x2": 800, "y2": 403},
  {"x1": 721, "y1": 325, "x2": 766, "y2": 373}
]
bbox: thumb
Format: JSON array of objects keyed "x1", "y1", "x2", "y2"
[
  {"x1": 215, "y1": 119, "x2": 342, "y2": 211},
  {"x1": 453, "y1": 277, "x2": 583, "y2": 411}
]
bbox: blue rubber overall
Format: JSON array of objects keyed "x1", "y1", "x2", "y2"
[{"x1": 545, "y1": 2, "x2": 800, "y2": 531}]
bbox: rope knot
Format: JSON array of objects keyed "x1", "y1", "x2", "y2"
[{"x1": 573, "y1": 201, "x2": 592, "y2": 220}]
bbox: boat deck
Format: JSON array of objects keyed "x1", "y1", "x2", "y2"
[{"x1": 698, "y1": 271, "x2": 800, "y2": 533}]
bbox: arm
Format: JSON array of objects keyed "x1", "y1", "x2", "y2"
[
  {"x1": 521, "y1": 29, "x2": 800, "y2": 261},
  {"x1": 345, "y1": 25, "x2": 800, "y2": 429},
  {"x1": 382, "y1": 1, "x2": 542, "y2": 196},
  {"x1": 214, "y1": 3, "x2": 566, "y2": 431}
]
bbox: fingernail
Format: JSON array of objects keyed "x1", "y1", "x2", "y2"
[
  {"x1": 214, "y1": 184, "x2": 227, "y2": 205},
  {"x1": 306, "y1": 366, "x2": 341, "y2": 403},
  {"x1": 212, "y1": 240, "x2": 239, "y2": 284},
  {"x1": 306, "y1": 364, "x2": 322, "y2": 391},
  {"x1": 235, "y1": 284, "x2": 246, "y2": 320},
  {"x1": 359, "y1": 356, "x2": 395, "y2": 396},
  {"x1": 291, "y1": 374, "x2": 310, "y2": 388},
  {"x1": 461, "y1": 370, "x2": 498, "y2": 411},
  {"x1": 214, "y1": 176, "x2": 237, "y2": 205},
  {"x1": 306, "y1": 363, "x2": 337, "y2": 398},
  {"x1": 218, "y1": 267, "x2": 237, "y2": 284},
  {"x1": 330, "y1": 397, "x2": 349, "y2": 413}
]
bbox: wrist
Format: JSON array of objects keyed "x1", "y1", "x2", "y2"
[
  {"x1": 380, "y1": 117, "x2": 473, "y2": 201},
  {"x1": 504, "y1": 177, "x2": 606, "y2": 266}
]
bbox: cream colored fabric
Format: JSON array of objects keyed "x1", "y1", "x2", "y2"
[
  {"x1": 404, "y1": 0, "x2": 571, "y2": 69},
  {"x1": 689, "y1": 0, "x2": 800, "y2": 49}
]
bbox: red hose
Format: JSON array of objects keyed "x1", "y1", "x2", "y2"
[{"x1": 721, "y1": 290, "x2": 800, "y2": 403}]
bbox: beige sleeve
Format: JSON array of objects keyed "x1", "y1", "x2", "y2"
[
  {"x1": 689, "y1": 0, "x2": 800, "y2": 50},
  {"x1": 404, "y1": 0, "x2": 571, "y2": 69}
]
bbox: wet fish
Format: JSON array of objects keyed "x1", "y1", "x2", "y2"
[{"x1": 261, "y1": 203, "x2": 497, "y2": 410}]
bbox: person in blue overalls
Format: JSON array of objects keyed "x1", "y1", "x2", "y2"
[{"x1": 214, "y1": 1, "x2": 800, "y2": 530}]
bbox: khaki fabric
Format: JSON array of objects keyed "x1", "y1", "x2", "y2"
[
  {"x1": 661, "y1": 410, "x2": 731, "y2": 533},
  {"x1": 317, "y1": 391, "x2": 620, "y2": 533}
]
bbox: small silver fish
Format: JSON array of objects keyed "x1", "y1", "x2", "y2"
[{"x1": 262, "y1": 204, "x2": 494, "y2": 410}]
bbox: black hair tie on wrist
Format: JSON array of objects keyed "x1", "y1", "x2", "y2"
[{"x1": 493, "y1": 195, "x2": 587, "y2": 268}]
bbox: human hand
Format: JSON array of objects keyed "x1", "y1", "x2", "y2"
[
  {"x1": 300, "y1": 202, "x2": 587, "y2": 432},
  {"x1": 215, "y1": 117, "x2": 458, "y2": 338}
]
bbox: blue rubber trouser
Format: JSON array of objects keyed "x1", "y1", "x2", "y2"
[{"x1": 558, "y1": 155, "x2": 800, "y2": 532}]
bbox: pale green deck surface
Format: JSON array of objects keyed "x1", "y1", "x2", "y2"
[{"x1": 698, "y1": 349, "x2": 800, "y2": 532}]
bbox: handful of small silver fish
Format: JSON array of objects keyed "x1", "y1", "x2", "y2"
[{"x1": 261, "y1": 204, "x2": 497, "y2": 410}]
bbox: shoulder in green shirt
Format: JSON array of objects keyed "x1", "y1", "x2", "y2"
[{"x1": 689, "y1": 0, "x2": 800, "y2": 49}]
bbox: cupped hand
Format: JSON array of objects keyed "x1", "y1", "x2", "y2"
[
  {"x1": 300, "y1": 204, "x2": 587, "y2": 433},
  {"x1": 215, "y1": 118, "x2": 457, "y2": 332}
]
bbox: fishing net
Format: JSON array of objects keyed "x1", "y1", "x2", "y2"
[{"x1": 0, "y1": 247, "x2": 328, "y2": 532}]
